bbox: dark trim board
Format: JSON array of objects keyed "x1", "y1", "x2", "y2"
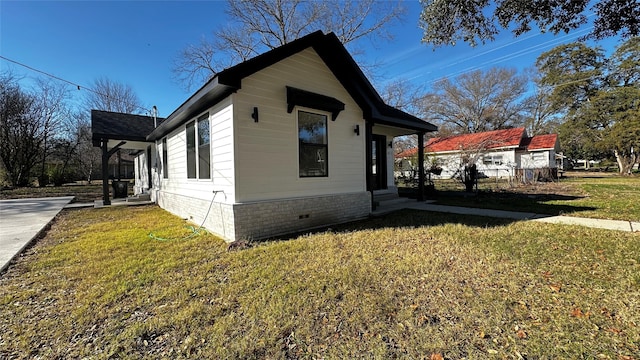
[{"x1": 286, "y1": 86, "x2": 345, "y2": 121}]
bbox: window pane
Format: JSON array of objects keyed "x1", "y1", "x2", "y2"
[
  {"x1": 162, "y1": 138, "x2": 168, "y2": 179},
  {"x1": 298, "y1": 111, "x2": 328, "y2": 177},
  {"x1": 198, "y1": 115, "x2": 210, "y2": 179},
  {"x1": 299, "y1": 144, "x2": 327, "y2": 177},
  {"x1": 186, "y1": 122, "x2": 196, "y2": 178},
  {"x1": 298, "y1": 111, "x2": 327, "y2": 144}
]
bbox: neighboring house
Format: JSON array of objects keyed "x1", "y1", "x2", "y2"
[
  {"x1": 92, "y1": 31, "x2": 437, "y2": 242},
  {"x1": 395, "y1": 128, "x2": 561, "y2": 180}
]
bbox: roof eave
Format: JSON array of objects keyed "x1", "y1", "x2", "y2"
[{"x1": 147, "y1": 78, "x2": 236, "y2": 141}]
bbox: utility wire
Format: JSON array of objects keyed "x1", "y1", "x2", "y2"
[{"x1": 0, "y1": 55, "x2": 152, "y2": 115}]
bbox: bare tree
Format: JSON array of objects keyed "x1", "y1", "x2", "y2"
[
  {"x1": 84, "y1": 77, "x2": 144, "y2": 114},
  {"x1": 0, "y1": 72, "x2": 41, "y2": 186},
  {"x1": 60, "y1": 111, "x2": 99, "y2": 183},
  {"x1": 522, "y1": 87, "x2": 562, "y2": 136},
  {"x1": 381, "y1": 78, "x2": 428, "y2": 120},
  {"x1": 31, "y1": 78, "x2": 72, "y2": 185},
  {"x1": 424, "y1": 67, "x2": 529, "y2": 134},
  {"x1": 173, "y1": 0, "x2": 406, "y2": 90}
]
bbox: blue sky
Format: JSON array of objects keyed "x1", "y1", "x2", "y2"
[{"x1": 1, "y1": 1, "x2": 620, "y2": 117}]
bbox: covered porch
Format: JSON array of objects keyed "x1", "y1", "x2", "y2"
[
  {"x1": 91, "y1": 110, "x2": 162, "y2": 206},
  {"x1": 364, "y1": 114, "x2": 437, "y2": 211}
]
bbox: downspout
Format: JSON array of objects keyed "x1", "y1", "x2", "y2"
[
  {"x1": 417, "y1": 132, "x2": 425, "y2": 202},
  {"x1": 365, "y1": 120, "x2": 374, "y2": 210}
]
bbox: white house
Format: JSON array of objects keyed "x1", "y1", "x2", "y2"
[
  {"x1": 92, "y1": 31, "x2": 437, "y2": 242},
  {"x1": 395, "y1": 128, "x2": 561, "y2": 180}
]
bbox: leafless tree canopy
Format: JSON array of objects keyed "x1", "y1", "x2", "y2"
[
  {"x1": 381, "y1": 79, "x2": 428, "y2": 120},
  {"x1": 521, "y1": 71, "x2": 562, "y2": 136},
  {"x1": 84, "y1": 77, "x2": 144, "y2": 114},
  {"x1": 173, "y1": 0, "x2": 406, "y2": 90},
  {"x1": 423, "y1": 67, "x2": 529, "y2": 134}
]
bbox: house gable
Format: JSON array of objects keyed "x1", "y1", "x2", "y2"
[
  {"x1": 232, "y1": 47, "x2": 367, "y2": 202},
  {"x1": 147, "y1": 31, "x2": 435, "y2": 142}
]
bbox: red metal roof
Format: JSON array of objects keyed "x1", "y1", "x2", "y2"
[
  {"x1": 425, "y1": 127, "x2": 526, "y2": 153},
  {"x1": 395, "y1": 147, "x2": 418, "y2": 158},
  {"x1": 395, "y1": 128, "x2": 559, "y2": 159},
  {"x1": 522, "y1": 134, "x2": 558, "y2": 150}
]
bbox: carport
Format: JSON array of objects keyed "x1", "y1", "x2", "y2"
[{"x1": 91, "y1": 110, "x2": 163, "y2": 205}]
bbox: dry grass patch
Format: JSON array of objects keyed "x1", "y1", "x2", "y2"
[
  {"x1": 0, "y1": 183, "x2": 106, "y2": 203},
  {"x1": 1, "y1": 206, "x2": 638, "y2": 359}
]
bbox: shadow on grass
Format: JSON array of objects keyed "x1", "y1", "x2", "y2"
[
  {"x1": 271, "y1": 209, "x2": 518, "y2": 242},
  {"x1": 400, "y1": 187, "x2": 597, "y2": 217},
  {"x1": 343, "y1": 209, "x2": 517, "y2": 231}
]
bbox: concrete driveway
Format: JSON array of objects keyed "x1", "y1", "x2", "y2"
[{"x1": 0, "y1": 196, "x2": 74, "y2": 273}]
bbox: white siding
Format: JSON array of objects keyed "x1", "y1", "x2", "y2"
[
  {"x1": 428, "y1": 148, "x2": 560, "y2": 179},
  {"x1": 157, "y1": 99, "x2": 236, "y2": 207},
  {"x1": 232, "y1": 48, "x2": 366, "y2": 202},
  {"x1": 518, "y1": 150, "x2": 556, "y2": 169},
  {"x1": 428, "y1": 150, "x2": 518, "y2": 179},
  {"x1": 133, "y1": 148, "x2": 154, "y2": 193}
]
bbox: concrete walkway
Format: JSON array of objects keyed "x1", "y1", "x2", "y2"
[
  {"x1": 404, "y1": 202, "x2": 639, "y2": 232},
  {"x1": 0, "y1": 196, "x2": 74, "y2": 273}
]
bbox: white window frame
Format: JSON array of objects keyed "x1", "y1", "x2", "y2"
[
  {"x1": 483, "y1": 154, "x2": 503, "y2": 166},
  {"x1": 186, "y1": 112, "x2": 211, "y2": 180}
]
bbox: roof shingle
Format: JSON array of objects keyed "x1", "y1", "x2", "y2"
[{"x1": 91, "y1": 110, "x2": 164, "y2": 143}]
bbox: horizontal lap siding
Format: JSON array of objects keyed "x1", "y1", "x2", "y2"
[
  {"x1": 519, "y1": 150, "x2": 555, "y2": 169},
  {"x1": 211, "y1": 102, "x2": 235, "y2": 192},
  {"x1": 159, "y1": 99, "x2": 235, "y2": 204},
  {"x1": 233, "y1": 48, "x2": 366, "y2": 202}
]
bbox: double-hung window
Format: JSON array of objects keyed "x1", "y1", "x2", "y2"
[
  {"x1": 483, "y1": 154, "x2": 503, "y2": 165},
  {"x1": 298, "y1": 110, "x2": 328, "y2": 177},
  {"x1": 186, "y1": 113, "x2": 211, "y2": 179},
  {"x1": 162, "y1": 138, "x2": 168, "y2": 179},
  {"x1": 532, "y1": 152, "x2": 545, "y2": 161}
]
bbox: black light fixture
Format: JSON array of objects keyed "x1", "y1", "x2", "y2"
[
  {"x1": 251, "y1": 107, "x2": 259, "y2": 122},
  {"x1": 354, "y1": 124, "x2": 360, "y2": 136},
  {"x1": 388, "y1": 141, "x2": 393, "y2": 148}
]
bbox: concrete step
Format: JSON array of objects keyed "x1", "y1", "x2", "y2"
[
  {"x1": 127, "y1": 193, "x2": 151, "y2": 202},
  {"x1": 373, "y1": 192, "x2": 399, "y2": 202}
]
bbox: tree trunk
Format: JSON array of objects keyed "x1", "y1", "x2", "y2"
[
  {"x1": 463, "y1": 164, "x2": 477, "y2": 192},
  {"x1": 614, "y1": 150, "x2": 634, "y2": 175}
]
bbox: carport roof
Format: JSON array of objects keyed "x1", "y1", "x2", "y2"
[{"x1": 91, "y1": 110, "x2": 164, "y2": 144}]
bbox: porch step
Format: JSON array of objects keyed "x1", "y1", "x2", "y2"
[
  {"x1": 127, "y1": 193, "x2": 151, "y2": 202},
  {"x1": 373, "y1": 191, "x2": 399, "y2": 202}
]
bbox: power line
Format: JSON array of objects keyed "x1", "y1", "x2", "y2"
[{"x1": 0, "y1": 55, "x2": 152, "y2": 115}]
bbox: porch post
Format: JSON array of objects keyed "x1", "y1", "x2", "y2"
[
  {"x1": 417, "y1": 132, "x2": 425, "y2": 202},
  {"x1": 365, "y1": 120, "x2": 374, "y2": 210},
  {"x1": 101, "y1": 139, "x2": 111, "y2": 206}
]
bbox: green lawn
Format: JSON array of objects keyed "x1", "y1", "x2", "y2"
[
  {"x1": 431, "y1": 174, "x2": 640, "y2": 222},
  {"x1": 1, "y1": 206, "x2": 638, "y2": 359}
]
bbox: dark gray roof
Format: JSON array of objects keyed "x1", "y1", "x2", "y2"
[
  {"x1": 91, "y1": 110, "x2": 164, "y2": 144},
  {"x1": 147, "y1": 31, "x2": 436, "y2": 141}
]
